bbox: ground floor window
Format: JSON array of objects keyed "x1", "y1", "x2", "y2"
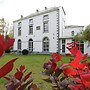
[
  {"x1": 62, "y1": 39, "x2": 66, "y2": 53},
  {"x1": 28, "y1": 39, "x2": 33, "y2": 52},
  {"x1": 43, "y1": 37, "x2": 49, "y2": 52},
  {"x1": 72, "y1": 39, "x2": 84, "y2": 54},
  {"x1": 77, "y1": 41, "x2": 84, "y2": 54},
  {"x1": 17, "y1": 39, "x2": 21, "y2": 50}
]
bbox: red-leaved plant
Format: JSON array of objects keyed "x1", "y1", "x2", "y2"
[
  {"x1": 0, "y1": 34, "x2": 40, "y2": 90},
  {"x1": 0, "y1": 34, "x2": 17, "y2": 78},
  {"x1": 42, "y1": 42, "x2": 90, "y2": 90},
  {"x1": 4, "y1": 65, "x2": 34, "y2": 90}
]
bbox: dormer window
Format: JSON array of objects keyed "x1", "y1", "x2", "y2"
[
  {"x1": 18, "y1": 22, "x2": 21, "y2": 27},
  {"x1": 29, "y1": 19, "x2": 33, "y2": 24},
  {"x1": 71, "y1": 31, "x2": 74, "y2": 36},
  {"x1": 43, "y1": 15, "x2": 49, "y2": 21}
]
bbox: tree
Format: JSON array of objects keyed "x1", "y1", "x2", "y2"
[
  {"x1": 8, "y1": 30, "x2": 14, "y2": 38},
  {"x1": 74, "y1": 24, "x2": 90, "y2": 45}
]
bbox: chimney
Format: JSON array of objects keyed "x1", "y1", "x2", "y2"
[
  {"x1": 36, "y1": 9, "x2": 39, "y2": 12},
  {"x1": 21, "y1": 15, "x2": 23, "y2": 18},
  {"x1": 45, "y1": 7, "x2": 47, "y2": 10}
]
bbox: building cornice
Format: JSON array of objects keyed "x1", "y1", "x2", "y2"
[{"x1": 65, "y1": 25, "x2": 84, "y2": 28}]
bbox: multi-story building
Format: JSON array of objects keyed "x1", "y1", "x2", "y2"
[
  {"x1": 0, "y1": 18, "x2": 4, "y2": 34},
  {"x1": 13, "y1": 6, "x2": 90, "y2": 56},
  {"x1": 13, "y1": 6, "x2": 66, "y2": 54}
]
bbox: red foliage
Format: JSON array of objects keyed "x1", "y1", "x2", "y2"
[
  {"x1": 63, "y1": 68, "x2": 77, "y2": 76},
  {"x1": 43, "y1": 53, "x2": 62, "y2": 75},
  {"x1": 14, "y1": 71, "x2": 23, "y2": 80},
  {"x1": 42, "y1": 42, "x2": 90, "y2": 90},
  {"x1": 81, "y1": 74, "x2": 90, "y2": 82},
  {"x1": 0, "y1": 34, "x2": 15, "y2": 57},
  {"x1": 82, "y1": 53, "x2": 88, "y2": 60},
  {"x1": 23, "y1": 72, "x2": 32, "y2": 81},
  {"x1": 52, "y1": 53, "x2": 57, "y2": 59},
  {"x1": 51, "y1": 52, "x2": 62, "y2": 62},
  {"x1": 0, "y1": 34, "x2": 38, "y2": 90},
  {"x1": 14, "y1": 65, "x2": 32, "y2": 81},
  {"x1": 55, "y1": 54, "x2": 62, "y2": 62},
  {"x1": 0, "y1": 58, "x2": 17, "y2": 78}
]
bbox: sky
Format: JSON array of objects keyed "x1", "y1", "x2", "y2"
[{"x1": 0, "y1": 0, "x2": 90, "y2": 26}]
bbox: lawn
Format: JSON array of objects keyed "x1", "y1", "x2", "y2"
[{"x1": 0, "y1": 54, "x2": 90, "y2": 90}]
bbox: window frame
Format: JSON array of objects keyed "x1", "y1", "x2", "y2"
[
  {"x1": 28, "y1": 39, "x2": 33, "y2": 52},
  {"x1": 71, "y1": 31, "x2": 75, "y2": 36},
  {"x1": 43, "y1": 15, "x2": 49, "y2": 33},
  {"x1": 36, "y1": 26, "x2": 40, "y2": 30},
  {"x1": 43, "y1": 21, "x2": 48, "y2": 33},
  {"x1": 17, "y1": 39, "x2": 21, "y2": 50},
  {"x1": 42, "y1": 37, "x2": 49, "y2": 52},
  {"x1": 29, "y1": 24, "x2": 33, "y2": 34},
  {"x1": 62, "y1": 39, "x2": 66, "y2": 53},
  {"x1": 72, "y1": 39, "x2": 84, "y2": 54},
  {"x1": 18, "y1": 22, "x2": 21, "y2": 36}
]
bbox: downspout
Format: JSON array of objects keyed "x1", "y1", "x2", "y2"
[{"x1": 57, "y1": 8, "x2": 60, "y2": 54}]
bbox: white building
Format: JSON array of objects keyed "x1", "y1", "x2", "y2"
[
  {"x1": 13, "y1": 6, "x2": 90, "y2": 55},
  {"x1": 62, "y1": 25, "x2": 90, "y2": 56}
]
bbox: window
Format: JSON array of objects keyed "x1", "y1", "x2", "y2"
[
  {"x1": 29, "y1": 19, "x2": 33, "y2": 23},
  {"x1": 43, "y1": 15, "x2": 49, "y2": 33},
  {"x1": 76, "y1": 41, "x2": 84, "y2": 54},
  {"x1": 62, "y1": 45, "x2": 65, "y2": 53},
  {"x1": 62, "y1": 39, "x2": 66, "y2": 53},
  {"x1": 43, "y1": 37, "x2": 49, "y2": 52},
  {"x1": 29, "y1": 25, "x2": 33, "y2": 34},
  {"x1": 62, "y1": 39, "x2": 66, "y2": 44},
  {"x1": 18, "y1": 22, "x2": 21, "y2": 26},
  {"x1": 17, "y1": 39, "x2": 21, "y2": 50},
  {"x1": 18, "y1": 22, "x2": 21, "y2": 36},
  {"x1": 71, "y1": 31, "x2": 74, "y2": 36},
  {"x1": 79, "y1": 42, "x2": 84, "y2": 53},
  {"x1": 43, "y1": 21, "x2": 48, "y2": 32},
  {"x1": 72, "y1": 39, "x2": 84, "y2": 54},
  {"x1": 43, "y1": 15, "x2": 49, "y2": 20},
  {"x1": 29, "y1": 19, "x2": 33, "y2": 34},
  {"x1": 28, "y1": 39, "x2": 33, "y2": 52},
  {"x1": 18, "y1": 27, "x2": 21, "y2": 36},
  {"x1": 36, "y1": 26, "x2": 40, "y2": 30}
]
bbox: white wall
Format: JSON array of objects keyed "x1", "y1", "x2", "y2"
[
  {"x1": 84, "y1": 42, "x2": 90, "y2": 56},
  {"x1": 13, "y1": 9, "x2": 62, "y2": 53},
  {"x1": 59, "y1": 7, "x2": 66, "y2": 38},
  {"x1": 63, "y1": 27, "x2": 83, "y2": 37}
]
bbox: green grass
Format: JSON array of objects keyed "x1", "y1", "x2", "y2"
[{"x1": 0, "y1": 54, "x2": 90, "y2": 90}]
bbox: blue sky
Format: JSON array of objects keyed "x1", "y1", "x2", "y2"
[{"x1": 0, "y1": 0, "x2": 90, "y2": 26}]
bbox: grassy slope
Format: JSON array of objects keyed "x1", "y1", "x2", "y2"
[{"x1": 0, "y1": 54, "x2": 89, "y2": 90}]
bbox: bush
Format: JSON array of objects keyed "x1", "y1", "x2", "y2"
[
  {"x1": 5, "y1": 48, "x2": 10, "y2": 53},
  {"x1": 42, "y1": 42, "x2": 90, "y2": 90},
  {"x1": 22, "y1": 49, "x2": 29, "y2": 55}
]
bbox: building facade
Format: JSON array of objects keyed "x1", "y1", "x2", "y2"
[
  {"x1": 13, "y1": 6, "x2": 66, "y2": 54},
  {"x1": 13, "y1": 6, "x2": 90, "y2": 55}
]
